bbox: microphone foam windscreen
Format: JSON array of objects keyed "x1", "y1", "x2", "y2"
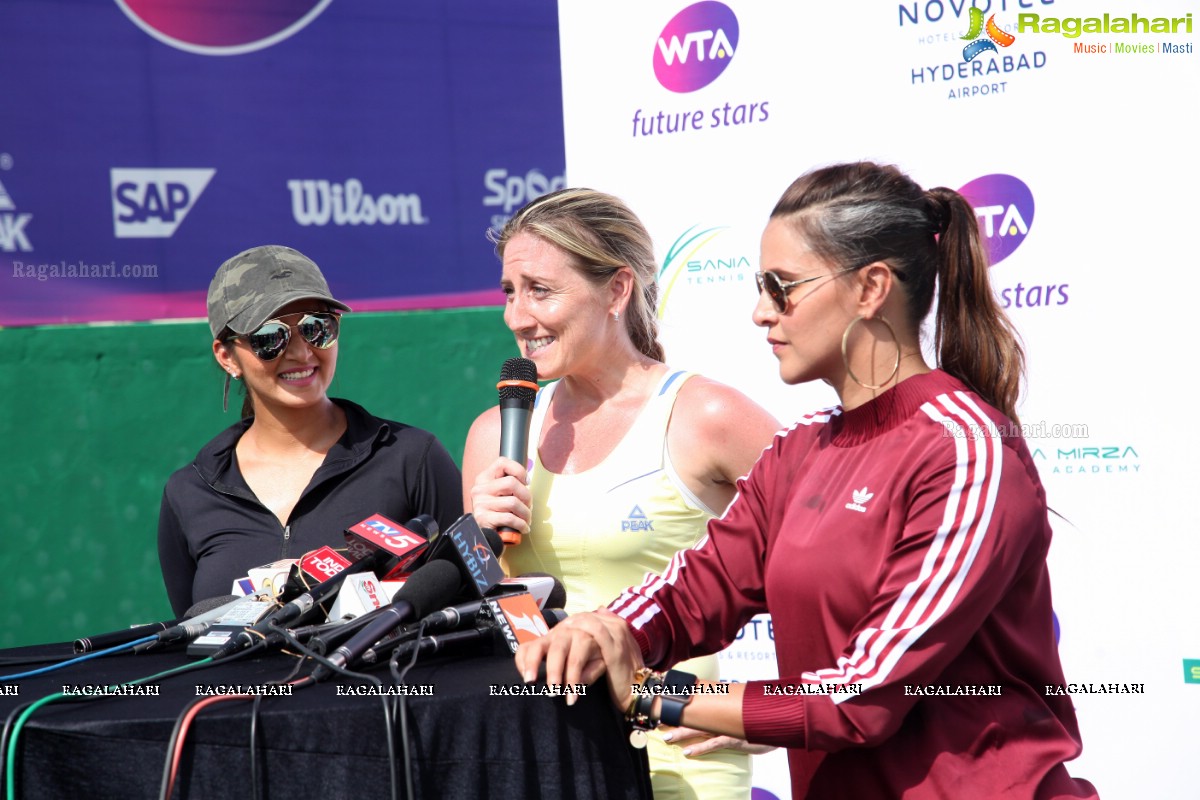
[
  {"x1": 397, "y1": 560, "x2": 466, "y2": 619},
  {"x1": 481, "y1": 525, "x2": 506, "y2": 558},
  {"x1": 498, "y1": 357, "x2": 538, "y2": 401},
  {"x1": 185, "y1": 595, "x2": 239, "y2": 618}
]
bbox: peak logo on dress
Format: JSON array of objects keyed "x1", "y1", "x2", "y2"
[
  {"x1": 621, "y1": 506, "x2": 655, "y2": 532},
  {"x1": 845, "y1": 487, "x2": 873, "y2": 513},
  {"x1": 114, "y1": 0, "x2": 334, "y2": 56},
  {"x1": 653, "y1": 2, "x2": 739, "y2": 93},
  {"x1": 962, "y1": 8, "x2": 1016, "y2": 62},
  {"x1": 957, "y1": 174, "x2": 1034, "y2": 267}
]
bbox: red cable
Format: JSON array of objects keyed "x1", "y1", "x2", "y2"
[{"x1": 166, "y1": 694, "x2": 254, "y2": 797}]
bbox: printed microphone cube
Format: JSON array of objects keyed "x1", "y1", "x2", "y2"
[{"x1": 345, "y1": 513, "x2": 429, "y2": 577}]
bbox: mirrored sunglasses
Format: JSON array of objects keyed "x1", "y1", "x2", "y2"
[{"x1": 231, "y1": 312, "x2": 340, "y2": 361}]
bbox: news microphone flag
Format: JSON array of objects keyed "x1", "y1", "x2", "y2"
[{"x1": 344, "y1": 513, "x2": 433, "y2": 578}]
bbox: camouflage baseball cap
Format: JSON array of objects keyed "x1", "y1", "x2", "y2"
[{"x1": 207, "y1": 245, "x2": 351, "y2": 338}]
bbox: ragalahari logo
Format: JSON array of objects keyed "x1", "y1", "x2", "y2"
[
  {"x1": 957, "y1": 174, "x2": 1034, "y2": 267},
  {"x1": 114, "y1": 0, "x2": 334, "y2": 56},
  {"x1": 961, "y1": 7, "x2": 1016, "y2": 62},
  {"x1": 654, "y1": 2, "x2": 739, "y2": 93}
]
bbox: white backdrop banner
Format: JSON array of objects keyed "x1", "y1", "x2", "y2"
[{"x1": 558, "y1": 2, "x2": 1199, "y2": 798}]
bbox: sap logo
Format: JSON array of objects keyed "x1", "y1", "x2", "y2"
[
  {"x1": 621, "y1": 506, "x2": 655, "y2": 532},
  {"x1": 110, "y1": 168, "x2": 214, "y2": 238},
  {"x1": 957, "y1": 174, "x2": 1034, "y2": 266},
  {"x1": 0, "y1": 177, "x2": 33, "y2": 252},
  {"x1": 654, "y1": 2, "x2": 740, "y2": 93},
  {"x1": 288, "y1": 179, "x2": 427, "y2": 227},
  {"x1": 483, "y1": 168, "x2": 566, "y2": 214}
]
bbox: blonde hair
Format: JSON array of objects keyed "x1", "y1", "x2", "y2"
[{"x1": 491, "y1": 188, "x2": 664, "y2": 362}]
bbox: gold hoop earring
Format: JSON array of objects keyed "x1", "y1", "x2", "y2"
[{"x1": 842, "y1": 315, "x2": 900, "y2": 390}]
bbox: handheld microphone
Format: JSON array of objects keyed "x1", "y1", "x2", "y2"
[
  {"x1": 312, "y1": 559, "x2": 463, "y2": 680},
  {"x1": 496, "y1": 357, "x2": 538, "y2": 546}
]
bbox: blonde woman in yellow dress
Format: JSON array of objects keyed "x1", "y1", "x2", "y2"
[{"x1": 462, "y1": 189, "x2": 780, "y2": 799}]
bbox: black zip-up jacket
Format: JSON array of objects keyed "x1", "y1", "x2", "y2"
[{"x1": 157, "y1": 399, "x2": 463, "y2": 615}]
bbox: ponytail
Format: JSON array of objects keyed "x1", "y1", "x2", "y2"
[{"x1": 926, "y1": 187, "x2": 1025, "y2": 425}]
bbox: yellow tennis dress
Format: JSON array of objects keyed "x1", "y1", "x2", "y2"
[{"x1": 503, "y1": 370, "x2": 751, "y2": 800}]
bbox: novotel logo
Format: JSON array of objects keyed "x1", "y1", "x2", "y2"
[{"x1": 653, "y1": 2, "x2": 739, "y2": 93}]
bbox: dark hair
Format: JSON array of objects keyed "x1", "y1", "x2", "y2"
[
  {"x1": 491, "y1": 188, "x2": 665, "y2": 362},
  {"x1": 771, "y1": 162, "x2": 1024, "y2": 423}
]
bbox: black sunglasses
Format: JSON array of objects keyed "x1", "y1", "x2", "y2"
[{"x1": 229, "y1": 313, "x2": 340, "y2": 361}]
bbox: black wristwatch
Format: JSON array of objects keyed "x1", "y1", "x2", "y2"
[{"x1": 659, "y1": 669, "x2": 697, "y2": 727}]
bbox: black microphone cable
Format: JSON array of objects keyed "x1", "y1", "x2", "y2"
[
  {"x1": 389, "y1": 618, "x2": 431, "y2": 800},
  {"x1": 263, "y1": 624, "x2": 402, "y2": 800}
]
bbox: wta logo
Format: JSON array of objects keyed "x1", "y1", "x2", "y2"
[
  {"x1": 957, "y1": 174, "x2": 1034, "y2": 267},
  {"x1": 114, "y1": 0, "x2": 334, "y2": 56},
  {"x1": 961, "y1": 7, "x2": 1016, "y2": 62},
  {"x1": 654, "y1": 2, "x2": 739, "y2": 93}
]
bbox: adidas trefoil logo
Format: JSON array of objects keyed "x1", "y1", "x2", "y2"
[{"x1": 845, "y1": 487, "x2": 874, "y2": 513}]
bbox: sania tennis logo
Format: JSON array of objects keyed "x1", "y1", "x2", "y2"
[
  {"x1": 653, "y1": 2, "x2": 739, "y2": 93},
  {"x1": 961, "y1": 8, "x2": 1016, "y2": 62}
]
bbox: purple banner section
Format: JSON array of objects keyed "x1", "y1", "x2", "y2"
[{"x1": 0, "y1": 0, "x2": 564, "y2": 327}]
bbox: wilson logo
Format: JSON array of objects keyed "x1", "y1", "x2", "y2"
[
  {"x1": 653, "y1": 2, "x2": 739, "y2": 93},
  {"x1": 288, "y1": 179, "x2": 428, "y2": 227}
]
